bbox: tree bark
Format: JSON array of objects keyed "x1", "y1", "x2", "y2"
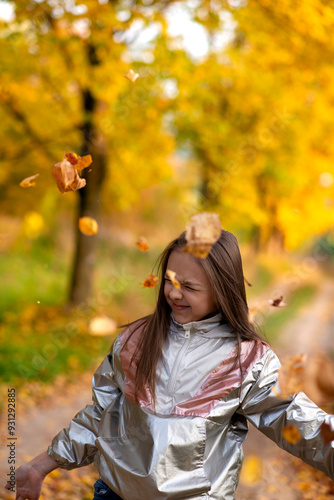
[{"x1": 68, "y1": 43, "x2": 107, "y2": 306}]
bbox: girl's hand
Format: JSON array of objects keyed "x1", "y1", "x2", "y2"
[
  {"x1": 4, "y1": 451, "x2": 59, "y2": 500},
  {"x1": 5, "y1": 463, "x2": 44, "y2": 500}
]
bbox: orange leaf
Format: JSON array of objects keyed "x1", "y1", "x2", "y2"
[
  {"x1": 268, "y1": 296, "x2": 287, "y2": 307},
  {"x1": 136, "y1": 236, "x2": 149, "y2": 252},
  {"x1": 184, "y1": 212, "x2": 221, "y2": 258},
  {"x1": 166, "y1": 269, "x2": 181, "y2": 289},
  {"x1": 64, "y1": 152, "x2": 92, "y2": 173},
  {"x1": 141, "y1": 273, "x2": 159, "y2": 288},
  {"x1": 78, "y1": 217, "x2": 98, "y2": 235},
  {"x1": 125, "y1": 69, "x2": 139, "y2": 82},
  {"x1": 282, "y1": 425, "x2": 302, "y2": 444},
  {"x1": 320, "y1": 422, "x2": 334, "y2": 444},
  {"x1": 272, "y1": 353, "x2": 306, "y2": 399},
  {"x1": 20, "y1": 173, "x2": 40, "y2": 188},
  {"x1": 52, "y1": 158, "x2": 86, "y2": 193}
]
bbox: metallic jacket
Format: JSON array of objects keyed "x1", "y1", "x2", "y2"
[{"x1": 48, "y1": 314, "x2": 334, "y2": 499}]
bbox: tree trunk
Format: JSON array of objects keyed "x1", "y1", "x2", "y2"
[{"x1": 68, "y1": 88, "x2": 107, "y2": 306}]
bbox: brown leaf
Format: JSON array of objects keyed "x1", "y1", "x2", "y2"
[
  {"x1": 272, "y1": 353, "x2": 307, "y2": 399},
  {"x1": 183, "y1": 212, "x2": 222, "y2": 259},
  {"x1": 136, "y1": 236, "x2": 149, "y2": 252},
  {"x1": 64, "y1": 152, "x2": 92, "y2": 173},
  {"x1": 166, "y1": 269, "x2": 181, "y2": 289},
  {"x1": 78, "y1": 217, "x2": 98, "y2": 235},
  {"x1": 52, "y1": 158, "x2": 86, "y2": 193},
  {"x1": 282, "y1": 425, "x2": 302, "y2": 444},
  {"x1": 320, "y1": 422, "x2": 334, "y2": 444},
  {"x1": 125, "y1": 69, "x2": 139, "y2": 82},
  {"x1": 268, "y1": 295, "x2": 287, "y2": 307},
  {"x1": 20, "y1": 173, "x2": 40, "y2": 188},
  {"x1": 141, "y1": 273, "x2": 159, "y2": 288}
]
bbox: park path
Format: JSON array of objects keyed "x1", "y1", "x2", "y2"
[{"x1": 1, "y1": 269, "x2": 334, "y2": 499}]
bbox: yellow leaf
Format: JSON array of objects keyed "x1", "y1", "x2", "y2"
[
  {"x1": 184, "y1": 212, "x2": 222, "y2": 258},
  {"x1": 166, "y1": 269, "x2": 181, "y2": 289},
  {"x1": 88, "y1": 315, "x2": 118, "y2": 336},
  {"x1": 239, "y1": 455, "x2": 263, "y2": 485},
  {"x1": 20, "y1": 173, "x2": 40, "y2": 188},
  {"x1": 125, "y1": 69, "x2": 139, "y2": 82},
  {"x1": 282, "y1": 425, "x2": 302, "y2": 444},
  {"x1": 64, "y1": 152, "x2": 93, "y2": 173},
  {"x1": 78, "y1": 217, "x2": 98, "y2": 235}
]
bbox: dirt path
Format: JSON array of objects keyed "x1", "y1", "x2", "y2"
[{"x1": 1, "y1": 275, "x2": 334, "y2": 498}]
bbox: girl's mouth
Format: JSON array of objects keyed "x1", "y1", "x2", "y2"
[{"x1": 172, "y1": 303, "x2": 189, "y2": 311}]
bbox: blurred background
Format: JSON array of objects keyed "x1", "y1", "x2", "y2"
[{"x1": 0, "y1": 0, "x2": 334, "y2": 497}]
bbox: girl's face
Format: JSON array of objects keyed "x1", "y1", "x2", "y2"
[{"x1": 164, "y1": 250, "x2": 218, "y2": 324}]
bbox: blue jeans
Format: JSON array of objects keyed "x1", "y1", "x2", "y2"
[{"x1": 93, "y1": 479, "x2": 123, "y2": 500}]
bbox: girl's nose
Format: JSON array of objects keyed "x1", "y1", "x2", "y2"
[{"x1": 169, "y1": 286, "x2": 183, "y2": 300}]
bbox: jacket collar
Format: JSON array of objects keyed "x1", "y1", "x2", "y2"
[{"x1": 170, "y1": 312, "x2": 235, "y2": 339}]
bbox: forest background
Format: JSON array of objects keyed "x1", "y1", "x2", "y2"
[{"x1": 1, "y1": 0, "x2": 334, "y2": 498}]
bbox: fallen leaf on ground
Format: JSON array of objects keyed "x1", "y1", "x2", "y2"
[
  {"x1": 239, "y1": 455, "x2": 263, "y2": 485},
  {"x1": 64, "y1": 152, "x2": 92, "y2": 173},
  {"x1": 141, "y1": 273, "x2": 159, "y2": 288},
  {"x1": 282, "y1": 425, "x2": 302, "y2": 444},
  {"x1": 268, "y1": 295, "x2": 286, "y2": 307},
  {"x1": 320, "y1": 422, "x2": 334, "y2": 444},
  {"x1": 184, "y1": 212, "x2": 222, "y2": 258},
  {"x1": 136, "y1": 236, "x2": 149, "y2": 252},
  {"x1": 166, "y1": 269, "x2": 181, "y2": 289},
  {"x1": 272, "y1": 353, "x2": 306, "y2": 399},
  {"x1": 52, "y1": 157, "x2": 86, "y2": 193},
  {"x1": 125, "y1": 69, "x2": 139, "y2": 82},
  {"x1": 88, "y1": 315, "x2": 118, "y2": 336},
  {"x1": 79, "y1": 217, "x2": 99, "y2": 235},
  {"x1": 20, "y1": 173, "x2": 40, "y2": 187}
]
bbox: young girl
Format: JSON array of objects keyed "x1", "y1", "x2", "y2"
[{"x1": 7, "y1": 229, "x2": 334, "y2": 500}]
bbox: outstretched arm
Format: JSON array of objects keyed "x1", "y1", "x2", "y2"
[
  {"x1": 5, "y1": 451, "x2": 59, "y2": 500},
  {"x1": 240, "y1": 349, "x2": 334, "y2": 479}
]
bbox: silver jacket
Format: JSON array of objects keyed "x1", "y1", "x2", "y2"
[{"x1": 48, "y1": 314, "x2": 334, "y2": 499}]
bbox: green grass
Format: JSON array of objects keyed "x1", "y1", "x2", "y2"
[{"x1": 262, "y1": 284, "x2": 317, "y2": 342}]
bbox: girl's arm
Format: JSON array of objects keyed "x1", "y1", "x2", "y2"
[
  {"x1": 239, "y1": 349, "x2": 334, "y2": 479},
  {"x1": 48, "y1": 347, "x2": 121, "y2": 469},
  {"x1": 5, "y1": 451, "x2": 59, "y2": 500}
]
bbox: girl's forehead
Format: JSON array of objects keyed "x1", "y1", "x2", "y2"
[{"x1": 166, "y1": 250, "x2": 208, "y2": 285}]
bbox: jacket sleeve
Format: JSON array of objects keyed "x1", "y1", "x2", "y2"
[
  {"x1": 239, "y1": 348, "x2": 334, "y2": 479},
  {"x1": 47, "y1": 339, "x2": 121, "y2": 470}
]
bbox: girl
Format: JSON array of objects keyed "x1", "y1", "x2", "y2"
[{"x1": 7, "y1": 229, "x2": 334, "y2": 500}]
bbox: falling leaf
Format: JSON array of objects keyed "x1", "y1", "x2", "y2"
[
  {"x1": 52, "y1": 157, "x2": 86, "y2": 193},
  {"x1": 64, "y1": 152, "x2": 92, "y2": 173},
  {"x1": 320, "y1": 422, "x2": 334, "y2": 444},
  {"x1": 239, "y1": 455, "x2": 263, "y2": 485},
  {"x1": 136, "y1": 236, "x2": 149, "y2": 252},
  {"x1": 20, "y1": 173, "x2": 40, "y2": 188},
  {"x1": 282, "y1": 425, "x2": 302, "y2": 444},
  {"x1": 166, "y1": 269, "x2": 181, "y2": 289},
  {"x1": 268, "y1": 295, "x2": 286, "y2": 307},
  {"x1": 184, "y1": 212, "x2": 222, "y2": 259},
  {"x1": 272, "y1": 353, "x2": 307, "y2": 399},
  {"x1": 88, "y1": 315, "x2": 118, "y2": 336},
  {"x1": 141, "y1": 273, "x2": 159, "y2": 288},
  {"x1": 125, "y1": 69, "x2": 139, "y2": 82},
  {"x1": 78, "y1": 217, "x2": 99, "y2": 235}
]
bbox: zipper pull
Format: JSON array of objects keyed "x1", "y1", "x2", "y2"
[{"x1": 184, "y1": 328, "x2": 190, "y2": 338}]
